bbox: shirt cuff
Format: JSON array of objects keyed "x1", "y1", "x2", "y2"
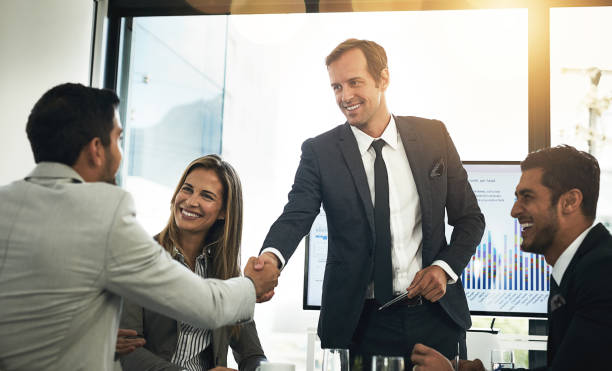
[
  {"x1": 261, "y1": 247, "x2": 285, "y2": 270},
  {"x1": 432, "y1": 260, "x2": 458, "y2": 284}
]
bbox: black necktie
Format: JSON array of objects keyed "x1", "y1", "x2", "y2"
[{"x1": 372, "y1": 139, "x2": 393, "y2": 305}]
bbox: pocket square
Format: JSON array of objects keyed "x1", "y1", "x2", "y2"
[
  {"x1": 430, "y1": 158, "x2": 445, "y2": 178},
  {"x1": 550, "y1": 294, "x2": 566, "y2": 312}
]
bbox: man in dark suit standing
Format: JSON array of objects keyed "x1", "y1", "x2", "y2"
[
  {"x1": 255, "y1": 38, "x2": 484, "y2": 367},
  {"x1": 411, "y1": 145, "x2": 612, "y2": 371}
]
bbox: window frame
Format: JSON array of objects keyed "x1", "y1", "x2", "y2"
[{"x1": 101, "y1": 0, "x2": 612, "y2": 152}]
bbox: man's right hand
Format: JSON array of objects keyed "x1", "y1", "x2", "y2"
[{"x1": 244, "y1": 256, "x2": 279, "y2": 303}]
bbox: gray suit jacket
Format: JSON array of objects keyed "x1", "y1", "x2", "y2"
[
  {"x1": 0, "y1": 163, "x2": 256, "y2": 371},
  {"x1": 262, "y1": 116, "x2": 484, "y2": 347}
]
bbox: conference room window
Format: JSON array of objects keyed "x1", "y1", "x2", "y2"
[
  {"x1": 117, "y1": 16, "x2": 228, "y2": 234},
  {"x1": 550, "y1": 6, "x2": 612, "y2": 229}
]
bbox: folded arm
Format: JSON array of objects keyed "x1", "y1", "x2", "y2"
[{"x1": 118, "y1": 300, "x2": 183, "y2": 371}]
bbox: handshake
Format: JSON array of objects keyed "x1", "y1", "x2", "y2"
[{"x1": 244, "y1": 252, "x2": 282, "y2": 303}]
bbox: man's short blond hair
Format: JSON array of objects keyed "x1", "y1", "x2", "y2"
[{"x1": 325, "y1": 38, "x2": 388, "y2": 83}]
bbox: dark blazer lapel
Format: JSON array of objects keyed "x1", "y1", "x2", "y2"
[
  {"x1": 396, "y1": 116, "x2": 432, "y2": 237},
  {"x1": 338, "y1": 123, "x2": 375, "y2": 236},
  {"x1": 574, "y1": 223, "x2": 608, "y2": 259},
  {"x1": 562, "y1": 223, "x2": 608, "y2": 289},
  {"x1": 548, "y1": 224, "x2": 608, "y2": 361}
]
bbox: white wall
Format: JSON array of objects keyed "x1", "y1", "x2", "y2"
[{"x1": 0, "y1": 0, "x2": 94, "y2": 185}]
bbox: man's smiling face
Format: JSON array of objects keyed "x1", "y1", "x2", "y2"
[
  {"x1": 511, "y1": 167, "x2": 560, "y2": 255},
  {"x1": 327, "y1": 48, "x2": 388, "y2": 132}
]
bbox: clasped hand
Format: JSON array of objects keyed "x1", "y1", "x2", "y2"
[{"x1": 244, "y1": 253, "x2": 280, "y2": 303}]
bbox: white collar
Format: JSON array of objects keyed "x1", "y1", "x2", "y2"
[
  {"x1": 350, "y1": 115, "x2": 398, "y2": 155},
  {"x1": 552, "y1": 223, "x2": 595, "y2": 284},
  {"x1": 25, "y1": 162, "x2": 85, "y2": 183}
]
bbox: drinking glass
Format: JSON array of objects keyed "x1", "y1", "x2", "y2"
[
  {"x1": 371, "y1": 355, "x2": 404, "y2": 371},
  {"x1": 256, "y1": 363, "x2": 295, "y2": 371},
  {"x1": 322, "y1": 348, "x2": 350, "y2": 371},
  {"x1": 490, "y1": 349, "x2": 515, "y2": 370}
]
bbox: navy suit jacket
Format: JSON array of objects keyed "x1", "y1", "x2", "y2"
[
  {"x1": 520, "y1": 223, "x2": 612, "y2": 371},
  {"x1": 262, "y1": 116, "x2": 484, "y2": 347}
]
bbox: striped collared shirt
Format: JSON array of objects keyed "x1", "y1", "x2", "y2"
[{"x1": 170, "y1": 247, "x2": 212, "y2": 371}]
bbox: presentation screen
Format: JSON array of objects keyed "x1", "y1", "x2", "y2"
[{"x1": 303, "y1": 161, "x2": 551, "y2": 317}]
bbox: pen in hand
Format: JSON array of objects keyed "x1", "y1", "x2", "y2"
[{"x1": 378, "y1": 291, "x2": 410, "y2": 311}]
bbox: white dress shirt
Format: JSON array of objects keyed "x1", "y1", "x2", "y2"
[
  {"x1": 263, "y1": 115, "x2": 457, "y2": 295},
  {"x1": 351, "y1": 116, "x2": 456, "y2": 297},
  {"x1": 552, "y1": 223, "x2": 595, "y2": 285}
]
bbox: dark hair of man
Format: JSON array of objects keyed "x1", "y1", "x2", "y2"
[
  {"x1": 26, "y1": 83, "x2": 120, "y2": 166},
  {"x1": 521, "y1": 145, "x2": 600, "y2": 221},
  {"x1": 325, "y1": 38, "x2": 388, "y2": 85}
]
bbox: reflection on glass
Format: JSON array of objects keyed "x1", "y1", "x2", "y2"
[
  {"x1": 322, "y1": 349, "x2": 350, "y2": 371},
  {"x1": 551, "y1": 6, "x2": 612, "y2": 228},
  {"x1": 490, "y1": 349, "x2": 515, "y2": 370},
  {"x1": 371, "y1": 356, "x2": 404, "y2": 371},
  {"x1": 118, "y1": 16, "x2": 227, "y2": 233},
  {"x1": 125, "y1": 17, "x2": 226, "y2": 187}
]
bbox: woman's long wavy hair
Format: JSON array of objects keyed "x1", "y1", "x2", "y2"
[{"x1": 157, "y1": 154, "x2": 243, "y2": 280}]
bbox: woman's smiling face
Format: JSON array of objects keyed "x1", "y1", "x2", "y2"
[{"x1": 173, "y1": 167, "x2": 225, "y2": 236}]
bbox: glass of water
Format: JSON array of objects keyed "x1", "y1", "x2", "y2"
[
  {"x1": 322, "y1": 348, "x2": 350, "y2": 371},
  {"x1": 371, "y1": 356, "x2": 404, "y2": 371},
  {"x1": 490, "y1": 349, "x2": 514, "y2": 370}
]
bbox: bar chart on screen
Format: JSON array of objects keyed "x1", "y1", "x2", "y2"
[
  {"x1": 459, "y1": 162, "x2": 551, "y2": 316},
  {"x1": 463, "y1": 218, "x2": 551, "y2": 314},
  {"x1": 304, "y1": 162, "x2": 551, "y2": 315}
]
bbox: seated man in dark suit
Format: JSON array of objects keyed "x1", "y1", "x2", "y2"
[{"x1": 410, "y1": 144, "x2": 612, "y2": 371}]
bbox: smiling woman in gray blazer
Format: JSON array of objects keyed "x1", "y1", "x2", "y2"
[{"x1": 118, "y1": 155, "x2": 267, "y2": 371}]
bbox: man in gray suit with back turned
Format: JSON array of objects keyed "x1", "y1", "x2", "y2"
[
  {"x1": 256, "y1": 39, "x2": 484, "y2": 369},
  {"x1": 0, "y1": 83, "x2": 279, "y2": 371}
]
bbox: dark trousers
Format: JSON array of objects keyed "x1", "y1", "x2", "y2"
[{"x1": 349, "y1": 300, "x2": 466, "y2": 371}]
